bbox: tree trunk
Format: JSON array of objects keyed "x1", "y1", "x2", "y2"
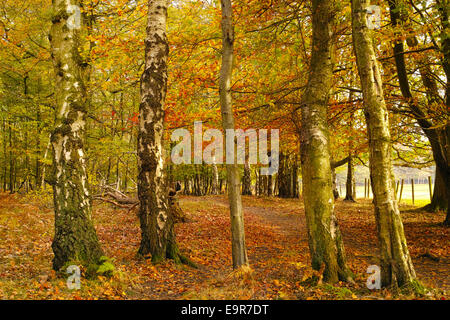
[
  {"x1": 184, "y1": 176, "x2": 190, "y2": 195},
  {"x1": 345, "y1": 93, "x2": 355, "y2": 202},
  {"x1": 257, "y1": 169, "x2": 262, "y2": 196},
  {"x1": 352, "y1": 0, "x2": 417, "y2": 287},
  {"x1": 267, "y1": 173, "x2": 272, "y2": 196},
  {"x1": 35, "y1": 106, "x2": 41, "y2": 189},
  {"x1": 2, "y1": 119, "x2": 6, "y2": 191},
  {"x1": 49, "y1": 0, "x2": 103, "y2": 271},
  {"x1": 137, "y1": 0, "x2": 184, "y2": 264},
  {"x1": 432, "y1": 0, "x2": 449, "y2": 223},
  {"x1": 299, "y1": 0, "x2": 351, "y2": 283},
  {"x1": 293, "y1": 156, "x2": 299, "y2": 197},
  {"x1": 9, "y1": 121, "x2": 14, "y2": 193},
  {"x1": 262, "y1": 175, "x2": 267, "y2": 196},
  {"x1": 332, "y1": 167, "x2": 339, "y2": 199},
  {"x1": 242, "y1": 158, "x2": 252, "y2": 195},
  {"x1": 219, "y1": 0, "x2": 248, "y2": 269},
  {"x1": 211, "y1": 160, "x2": 219, "y2": 195},
  {"x1": 427, "y1": 169, "x2": 447, "y2": 212},
  {"x1": 278, "y1": 152, "x2": 287, "y2": 197},
  {"x1": 344, "y1": 155, "x2": 355, "y2": 202}
]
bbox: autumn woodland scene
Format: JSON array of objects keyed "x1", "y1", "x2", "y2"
[{"x1": 0, "y1": 0, "x2": 449, "y2": 303}]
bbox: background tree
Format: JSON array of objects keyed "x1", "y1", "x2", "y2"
[{"x1": 385, "y1": 0, "x2": 449, "y2": 223}]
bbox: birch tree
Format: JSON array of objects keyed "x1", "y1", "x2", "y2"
[
  {"x1": 49, "y1": 0, "x2": 103, "y2": 271},
  {"x1": 351, "y1": 0, "x2": 417, "y2": 288},
  {"x1": 137, "y1": 0, "x2": 184, "y2": 263},
  {"x1": 299, "y1": 0, "x2": 352, "y2": 283}
]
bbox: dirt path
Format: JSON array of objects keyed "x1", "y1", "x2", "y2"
[
  {"x1": 245, "y1": 197, "x2": 449, "y2": 293},
  {"x1": 186, "y1": 196, "x2": 449, "y2": 296},
  {"x1": 216, "y1": 196, "x2": 309, "y2": 259},
  {"x1": 195, "y1": 196, "x2": 312, "y2": 298}
]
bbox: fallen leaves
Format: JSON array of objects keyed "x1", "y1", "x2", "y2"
[{"x1": 0, "y1": 193, "x2": 448, "y2": 300}]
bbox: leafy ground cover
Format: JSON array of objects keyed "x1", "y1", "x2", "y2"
[{"x1": 0, "y1": 193, "x2": 448, "y2": 300}]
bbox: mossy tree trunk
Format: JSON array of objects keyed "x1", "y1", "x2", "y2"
[
  {"x1": 49, "y1": 0, "x2": 103, "y2": 271},
  {"x1": 299, "y1": 0, "x2": 352, "y2": 283},
  {"x1": 137, "y1": 0, "x2": 183, "y2": 263},
  {"x1": 352, "y1": 0, "x2": 417, "y2": 287},
  {"x1": 219, "y1": 0, "x2": 248, "y2": 269}
]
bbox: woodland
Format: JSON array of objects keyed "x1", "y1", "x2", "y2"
[{"x1": 0, "y1": 0, "x2": 449, "y2": 300}]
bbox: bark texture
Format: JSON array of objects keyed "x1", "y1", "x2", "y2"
[
  {"x1": 352, "y1": 0, "x2": 417, "y2": 287},
  {"x1": 299, "y1": 0, "x2": 351, "y2": 283},
  {"x1": 49, "y1": 0, "x2": 103, "y2": 271},
  {"x1": 137, "y1": 0, "x2": 182, "y2": 263},
  {"x1": 219, "y1": 0, "x2": 248, "y2": 269}
]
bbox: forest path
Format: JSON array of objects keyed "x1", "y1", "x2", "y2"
[
  {"x1": 167, "y1": 196, "x2": 312, "y2": 299},
  {"x1": 174, "y1": 196, "x2": 449, "y2": 298},
  {"x1": 216, "y1": 195, "x2": 307, "y2": 239},
  {"x1": 219, "y1": 196, "x2": 310, "y2": 268},
  {"x1": 129, "y1": 195, "x2": 310, "y2": 299}
]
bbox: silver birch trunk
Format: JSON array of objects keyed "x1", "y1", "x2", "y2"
[
  {"x1": 49, "y1": 0, "x2": 103, "y2": 271},
  {"x1": 352, "y1": 0, "x2": 416, "y2": 287},
  {"x1": 137, "y1": 0, "x2": 182, "y2": 263}
]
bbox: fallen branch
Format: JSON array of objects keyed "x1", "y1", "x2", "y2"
[
  {"x1": 94, "y1": 183, "x2": 188, "y2": 223},
  {"x1": 92, "y1": 196, "x2": 134, "y2": 209}
]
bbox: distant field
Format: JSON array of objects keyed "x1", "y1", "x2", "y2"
[{"x1": 351, "y1": 183, "x2": 432, "y2": 205}]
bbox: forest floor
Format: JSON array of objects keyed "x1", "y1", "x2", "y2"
[{"x1": 0, "y1": 192, "x2": 448, "y2": 300}]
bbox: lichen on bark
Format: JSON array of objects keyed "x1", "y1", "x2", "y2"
[
  {"x1": 137, "y1": 0, "x2": 191, "y2": 266},
  {"x1": 49, "y1": 0, "x2": 103, "y2": 272}
]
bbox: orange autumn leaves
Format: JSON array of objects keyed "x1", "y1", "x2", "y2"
[{"x1": 0, "y1": 192, "x2": 448, "y2": 300}]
